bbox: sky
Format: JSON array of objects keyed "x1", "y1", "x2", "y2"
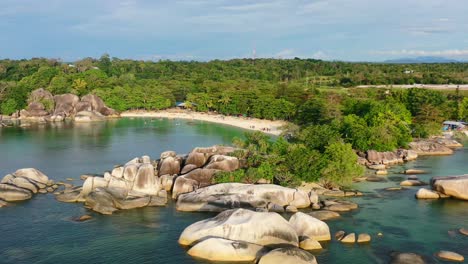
[{"x1": 0, "y1": 0, "x2": 467, "y2": 62}]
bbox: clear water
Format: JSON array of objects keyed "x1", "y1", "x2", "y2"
[{"x1": 0, "y1": 119, "x2": 467, "y2": 264}]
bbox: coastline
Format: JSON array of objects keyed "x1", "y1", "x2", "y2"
[{"x1": 121, "y1": 109, "x2": 288, "y2": 136}]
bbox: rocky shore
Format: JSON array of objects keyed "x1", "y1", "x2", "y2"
[
  {"x1": 2, "y1": 88, "x2": 118, "y2": 124},
  {"x1": 0, "y1": 138, "x2": 466, "y2": 263}
]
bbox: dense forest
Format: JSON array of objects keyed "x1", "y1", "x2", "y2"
[{"x1": 1, "y1": 56, "x2": 467, "y2": 186}]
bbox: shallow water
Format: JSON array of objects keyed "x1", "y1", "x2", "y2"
[{"x1": 0, "y1": 119, "x2": 467, "y2": 264}]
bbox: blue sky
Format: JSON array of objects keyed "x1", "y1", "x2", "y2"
[{"x1": 0, "y1": 0, "x2": 467, "y2": 61}]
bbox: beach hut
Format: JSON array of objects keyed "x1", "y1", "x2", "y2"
[{"x1": 442, "y1": 121, "x2": 466, "y2": 131}]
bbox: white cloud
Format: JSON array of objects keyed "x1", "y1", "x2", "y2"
[
  {"x1": 311, "y1": 51, "x2": 329, "y2": 60},
  {"x1": 220, "y1": 2, "x2": 282, "y2": 11},
  {"x1": 274, "y1": 49, "x2": 295, "y2": 58},
  {"x1": 372, "y1": 49, "x2": 468, "y2": 57}
]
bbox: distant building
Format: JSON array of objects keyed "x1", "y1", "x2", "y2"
[
  {"x1": 404, "y1": 70, "x2": 414, "y2": 74},
  {"x1": 175, "y1": 102, "x2": 197, "y2": 108},
  {"x1": 442, "y1": 121, "x2": 466, "y2": 131}
]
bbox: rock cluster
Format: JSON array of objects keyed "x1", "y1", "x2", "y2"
[
  {"x1": 179, "y1": 209, "x2": 325, "y2": 263},
  {"x1": 0, "y1": 168, "x2": 56, "y2": 203},
  {"x1": 55, "y1": 145, "x2": 243, "y2": 214},
  {"x1": 56, "y1": 155, "x2": 167, "y2": 214},
  {"x1": 172, "y1": 146, "x2": 238, "y2": 198},
  {"x1": 17, "y1": 88, "x2": 118, "y2": 122},
  {"x1": 430, "y1": 175, "x2": 468, "y2": 200},
  {"x1": 415, "y1": 175, "x2": 468, "y2": 201}
]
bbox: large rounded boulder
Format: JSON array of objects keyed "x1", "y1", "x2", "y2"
[
  {"x1": 53, "y1": 94, "x2": 80, "y2": 117},
  {"x1": 176, "y1": 183, "x2": 311, "y2": 212},
  {"x1": 178, "y1": 208, "x2": 299, "y2": 247},
  {"x1": 289, "y1": 212, "x2": 331, "y2": 241},
  {"x1": 258, "y1": 248, "x2": 318, "y2": 264},
  {"x1": 187, "y1": 238, "x2": 266, "y2": 262},
  {"x1": 431, "y1": 175, "x2": 468, "y2": 200}
]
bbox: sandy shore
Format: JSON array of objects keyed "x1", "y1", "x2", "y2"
[{"x1": 121, "y1": 109, "x2": 289, "y2": 136}]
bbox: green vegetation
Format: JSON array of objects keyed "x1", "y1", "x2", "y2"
[
  {"x1": 217, "y1": 131, "x2": 363, "y2": 187},
  {"x1": 1, "y1": 56, "x2": 467, "y2": 186}
]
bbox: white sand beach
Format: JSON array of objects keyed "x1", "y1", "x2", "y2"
[{"x1": 121, "y1": 109, "x2": 289, "y2": 136}]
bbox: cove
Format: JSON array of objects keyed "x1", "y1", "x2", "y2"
[{"x1": 0, "y1": 118, "x2": 467, "y2": 264}]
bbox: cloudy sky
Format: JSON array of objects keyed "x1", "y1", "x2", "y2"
[{"x1": 0, "y1": 0, "x2": 467, "y2": 61}]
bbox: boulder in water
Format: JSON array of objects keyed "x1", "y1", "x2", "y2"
[
  {"x1": 460, "y1": 228, "x2": 468, "y2": 236},
  {"x1": 289, "y1": 212, "x2": 331, "y2": 241},
  {"x1": 431, "y1": 175, "x2": 468, "y2": 200},
  {"x1": 400, "y1": 180, "x2": 427, "y2": 187},
  {"x1": 176, "y1": 183, "x2": 310, "y2": 212},
  {"x1": 0, "y1": 183, "x2": 32, "y2": 201},
  {"x1": 258, "y1": 248, "x2": 318, "y2": 264},
  {"x1": 74, "y1": 111, "x2": 105, "y2": 122},
  {"x1": 357, "y1": 233, "x2": 371, "y2": 243},
  {"x1": 415, "y1": 188, "x2": 440, "y2": 199},
  {"x1": 187, "y1": 238, "x2": 266, "y2": 262},
  {"x1": 435, "y1": 251, "x2": 464, "y2": 262},
  {"x1": 299, "y1": 238, "x2": 322, "y2": 250},
  {"x1": 178, "y1": 208, "x2": 299, "y2": 247},
  {"x1": 308, "y1": 210, "x2": 340, "y2": 221},
  {"x1": 340, "y1": 233, "x2": 356, "y2": 243}
]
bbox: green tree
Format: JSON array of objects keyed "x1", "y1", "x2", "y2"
[
  {"x1": 1, "y1": 98, "x2": 18, "y2": 115},
  {"x1": 321, "y1": 141, "x2": 364, "y2": 187}
]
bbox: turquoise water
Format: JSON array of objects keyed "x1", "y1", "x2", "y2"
[{"x1": 0, "y1": 119, "x2": 467, "y2": 264}]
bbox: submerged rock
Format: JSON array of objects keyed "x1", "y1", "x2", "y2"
[
  {"x1": 176, "y1": 183, "x2": 310, "y2": 212},
  {"x1": 403, "y1": 169, "x2": 426, "y2": 174},
  {"x1": 55, "y1": 187, "x2": 84, "y2": 202},
  {"x1": 75, "y1": 215, "x2": 92, "y2": 222},
  {"x1": 178, "y1": 208, "x2": 299, "y2": 247},
  {"x1": 390, "y1": 252, "x2": 426, "y2": 264},
  {"x1": 258, "y1": 248, "x2": 318, "y2": 264},
  {"x1": 366, "y1": 176, "x2": 387, "y2": 182},
  {"x1": 324, "y1": 200, "x2": 358, "y2": 212},
  {"x1": 187, "y1": 238, "x2": 265, "y2": 262},
  {"x1": 400, "y1": 180, "x2": 427, "y2": 187}
]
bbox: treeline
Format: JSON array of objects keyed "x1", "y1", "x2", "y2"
[
  {"x1": 1, "y1": 56, "x2": 468, "y2": 186},
  {"x1": 1, "y1": 55, "x2": 467, "y2": 118}
]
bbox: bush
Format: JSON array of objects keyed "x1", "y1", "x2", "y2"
[
  {"x1": 321, "y1": 141, "x2": 364, "y2": 187},
  {"x1": 1, "y1": 99, "x2": 18, "y2": 115}
]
